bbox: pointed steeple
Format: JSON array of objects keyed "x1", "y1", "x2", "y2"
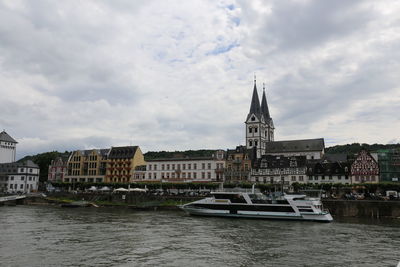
[
  {"x1": 260, "y1": 83, "x2": 271, "y2": 121},
  {"x1": 247, "y1": 77, "x2": 261, "y2": 121}
]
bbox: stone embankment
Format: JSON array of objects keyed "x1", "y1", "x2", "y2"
[
  {"x1": 323, "y1": 199, "x2": 400, "y2": 218},
  {"x1": 16, "y1": 192, "x2": 400, "y2": 218}
]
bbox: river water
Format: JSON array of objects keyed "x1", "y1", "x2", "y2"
[{"x1": 0, "y1": 205, "x2": 399, "y2": 267}]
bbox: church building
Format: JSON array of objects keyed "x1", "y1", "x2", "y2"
[{"x1": 245, "y1": 79, "x2": 325, "y2": 160}]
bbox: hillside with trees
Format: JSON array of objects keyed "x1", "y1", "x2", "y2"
[{"x1": 325, "y1": 143, "x2": 400, "y2": 154}]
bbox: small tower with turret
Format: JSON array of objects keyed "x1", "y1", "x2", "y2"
[{"x1": 0, "y1": 130, "x2": 17, "y2": 163}]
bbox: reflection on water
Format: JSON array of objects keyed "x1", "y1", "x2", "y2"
[{"x1": 0, "y1": 205, "x2": 399, "y2": 267}]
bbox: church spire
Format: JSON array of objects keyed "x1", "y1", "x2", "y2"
[
  {"x1": 247, "y1": 78, "x2": 261, "y2": 120},
  {"x1": 261, "y1": 83, "x2": 271, "y2": 121}
]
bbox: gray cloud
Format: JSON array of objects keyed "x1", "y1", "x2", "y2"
[{"x1": 0, "y1": 0, "x2": 399, "y2": 159}]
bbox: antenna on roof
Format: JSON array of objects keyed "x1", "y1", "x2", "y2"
[
  {"x1": 254, "y1": 73, "x2": 256, "y2": 85},
  {"x1": 263, "y1": 82, "x2": 265, "y2": 91}
]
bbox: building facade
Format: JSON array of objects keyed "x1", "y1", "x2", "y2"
[
  {"x1": 307, "y1": 161, "x2": 351, "y2": 185},
  {"x1": 134, "y1": 150, "x2": 225, "y2": 183},
  {"x1": 48, "y1": 154, "x2": 70, "y2": 182},
  {"x1": 0, "y1": 160, "x2": 40, "y2": 193},
  {"x1": 0, "y1": 130, "x2": 17, "y2": 164},
  {"x1": 106, "y1": 146, "x2": 145, "y2": 183},
  {"x1": 245, "y1": 81, "x2": 274, "y2": 158},
  {"x1": 350, "y1": 150, "x2": 379, "y2": 183},
  {"x1": 377, "y1": 149, "x2": 400, "y2": 182},
  {"x1": 224, "y1": 146, "x2": 253, "y2": 182},
  {"x1": 250, "y1": 155, "x2": 307, "y2": 186},
  {"x1": 64, "y1": 149, "x2": 109, "y2": 183}
]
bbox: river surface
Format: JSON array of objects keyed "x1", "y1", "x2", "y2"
[{"x1": 0, "y1": 205, "x2": 399, "y2": 267}]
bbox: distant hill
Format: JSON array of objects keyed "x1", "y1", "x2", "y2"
[
  {"x1": 325, "y1": 143, "x2": 400, "y2": 154},
  {"x1": 18, "y1": 151, "x2": 70, "y2": 182}
]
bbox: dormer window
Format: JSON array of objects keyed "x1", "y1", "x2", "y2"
[{"x1": 251, "y1": 116, "x2": 255, "y2": 121}]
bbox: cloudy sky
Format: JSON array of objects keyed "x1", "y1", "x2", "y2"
[{"x1": 1, "y1": 0, "x2": 399, "y2": 159}]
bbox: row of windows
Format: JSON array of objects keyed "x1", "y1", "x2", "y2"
[
  {"x1": 309, "y1": 175, "x2": 349, "y2": 180},
  {"x1": 146, "y1": 172, "x2": 213, "y2": 179},
  {"x1": 9, "y1": 184, "x2": 35, "y2": 189},
  {"x1": 64, "y1": 178, "x2": 103, "y2": 183},
  {"x1": 149, "y1": 163, "x2": 214, "y2": 171},
  {"x1": 354, "y1": 176, "x2": 377, "y2": 181},
  {"x1": 248, "y1": 140, "x2": 258, "y2": 147},
  {"x1": 248, "y1": 127, "x2": 271, "y2": 138},
  {"x1": 7, "y1": 176, "x2": 36, "y2": 181},
  {"x1": 0, "y1": 145, "x2": 15, "y2": 149},
  {"x1": 253, "y1": 168, "x2": 305, "y2": 175},
  {"x1": 88, "y1": 155, "x2": 98, "y2": 161}
]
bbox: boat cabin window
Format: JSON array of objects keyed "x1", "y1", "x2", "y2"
[
  {"x1": 293, "y1": 197, "x2": 305, "y2": 201},
  {"x1": 213, "y1": 193, "x2": 247, "y2": 203},
  {"x1": 248, "y1": 193, "x2": 269, "y2": 204}
]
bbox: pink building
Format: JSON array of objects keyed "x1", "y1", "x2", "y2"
[{"x1": 48, "y1": 155, "x2": 69, "y2": 182}]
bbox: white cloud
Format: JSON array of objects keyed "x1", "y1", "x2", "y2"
[{"x1": 0, "y1": 0, "x2": 399, "y2": 159}]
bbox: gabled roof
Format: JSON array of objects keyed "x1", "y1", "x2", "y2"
[
  {"x1": 0, "y1": 131, "x2": 17, "y2": 143},
  {"x1": 266, "y1": 138, "x2": 325, "y2": 153},
  {"x1": 108, "y1": 146, "x2": 139, "y2": 159}
]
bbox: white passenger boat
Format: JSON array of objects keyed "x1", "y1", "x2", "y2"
[{"x1": 179, "y1": 190, "x2": 333, "y2": 222}]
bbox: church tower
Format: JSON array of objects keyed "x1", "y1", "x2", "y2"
[
  {"x1": 245, "y1": 78, "x2": 265, "y2": 158},
  {"x1": 245, "y1": 79, "x2": 274, "y2": 158}
]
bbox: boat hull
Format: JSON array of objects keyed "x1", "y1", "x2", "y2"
[{"x1": 179, "y1": 205, "x2": 333, "y2": 222}]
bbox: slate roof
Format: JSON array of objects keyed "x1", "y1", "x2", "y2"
[
  {"x1": 322, "y1": 153, "x2": 348, "y2": 163},
  {"x1": 260, "y1": 88, "x2": 271, "y2": 121},
  {"x1": 253, "y1": 155, "x2": 307, "y2": 169},
  {"x1": 246, "y1": 82, "x2": 262, "y2": 121},
  {"x1": 0, "y1": 131, "x2": 17, "y2": 143},
  {"x1": 265, "y1": 138, "x2": 325, "y2": 153},
  {"x1": 0, "y1": 160, "x2": 39, "y2": 173},
  {"x1": 307, "y1": 161, "x2": 351, "y2": 175},
  {"x1": 108, "y1": 146, "x2": 139, "y2": 159}
]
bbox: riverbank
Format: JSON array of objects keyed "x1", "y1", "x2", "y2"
[
  {"x1": 21, "y1": 193, "x2": 400, "y2": 218},
  {"x1": 322, "y1": 199, "x2": 400, "y2": 219},
  {"x1": 27, "y1": 195, "x2": 185, "y2": 210}
]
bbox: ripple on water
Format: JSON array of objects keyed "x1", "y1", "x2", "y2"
[{"x1": 1, "y1": 206, "x2": 400, "y2": 267}]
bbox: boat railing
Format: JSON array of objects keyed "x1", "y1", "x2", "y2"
[{"x1": 212, "y1": 188, "x2": 261, "y2": 193}]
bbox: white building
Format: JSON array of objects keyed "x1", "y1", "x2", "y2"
[
  {"x1": 0, "y1": 160, "x2": 40, "y2": 193},
  {"x1": 0, "y1": 130, "x2": 17, "y2": 163},
  {"x1": 250, "y1": 155, "x2": 308, "y2": 186},
  {"x1": 133, "y1": 150, "x2": 225, "y2": 182}
]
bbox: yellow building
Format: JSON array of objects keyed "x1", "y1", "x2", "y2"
[
  {"x1": 64, "y1": 149, "x2": 109, "y2": 183},
  {"x1": 224, "y1": 146, "x2": 254, "y2": 182},
  {"x1": 105, "y1": 146, "x2": 145, "y2": 183}
]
